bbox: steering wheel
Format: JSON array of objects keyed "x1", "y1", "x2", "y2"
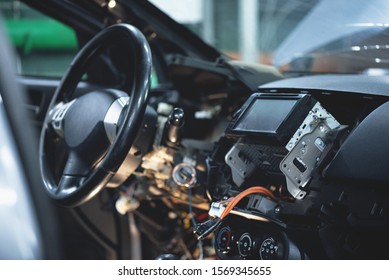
[{"x1": 39, "y1": 24, "x2": 152, "y2": 207}]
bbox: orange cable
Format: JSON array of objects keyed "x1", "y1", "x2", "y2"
[{"x1": 220, "y1": 186, "x2": 277, "y2": 219}]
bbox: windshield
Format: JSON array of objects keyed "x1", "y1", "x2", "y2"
[{"x1": 149, "y1": 0, "x2": 389, "y2": 75}]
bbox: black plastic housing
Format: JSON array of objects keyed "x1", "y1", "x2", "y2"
[{"x1": 325, "y1": 101, "x2": 389, "y2": 182}]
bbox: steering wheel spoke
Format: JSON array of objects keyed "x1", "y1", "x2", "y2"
[
  {"x1": 62, "y1": 151, "x2": 94, "y2": 177},
  {"x1": 49, "y1": 100, "x2": 76, "y2": 138},
  {"x1": 57, "y1": 175, "x2": 86, "y2": 196}
]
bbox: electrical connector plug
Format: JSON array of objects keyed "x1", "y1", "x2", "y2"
[
  {"x1": 208, "y1": 202, "x2": 226, "y2": 218},
  {"x1": 193, "y1": 217, "x2": 221, "y2": 240}
]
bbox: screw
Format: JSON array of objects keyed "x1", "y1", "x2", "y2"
[{"x1": 274, "y1": 206, "x2": 281, "y2": 215}]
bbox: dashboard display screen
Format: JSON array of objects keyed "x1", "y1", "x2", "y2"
[{"x1": 234, "y1": 98, "x2": 298, "y2": 134}]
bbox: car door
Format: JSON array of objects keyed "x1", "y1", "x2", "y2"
[{"x1": 0, "y1": 0, "x2": 124, "y2": 259}]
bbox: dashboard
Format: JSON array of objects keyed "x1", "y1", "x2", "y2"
[
  {"x1": 202, "y1": 74, "x2": 389, "y2": 259},
  {"x1": 33, "y1": 44, "x2": 389, "y2": 259}
]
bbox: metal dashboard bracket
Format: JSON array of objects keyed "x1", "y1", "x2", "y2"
[
  {"x1": 281, "y1": 102, "x2": 345, "y2": 199},
  {"x1": 225, "y1": 143, "x2": 256, "y2": 187},
  {"x1": 286, "y1": 102, "x2": 340, "y2": 151}
]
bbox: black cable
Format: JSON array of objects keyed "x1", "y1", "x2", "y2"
[{"x1": 188, "y1": 188, "x2": 204, "y2": 259}]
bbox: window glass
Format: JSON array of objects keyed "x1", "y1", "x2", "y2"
[
  {"x1": 0, "y1": 0, "x2": 78, "y2": 77},
  {"x1": 149, "y1": 0, "x2": 318, "y2": 65}
]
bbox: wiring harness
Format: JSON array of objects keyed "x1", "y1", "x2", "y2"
[{"x1": 194, "y1": 186, "x2": 278, "y2": 240}]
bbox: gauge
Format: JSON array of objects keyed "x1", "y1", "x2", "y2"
[
  {"x1": 216, "y1": 226, "x2": 232, "y2": 254},
  {"x1": 259, "y1": 237, "x2": 280, "y2": 260},
  {"x1": 237, "y1": 233, "x2": 252, "y2": 258}
]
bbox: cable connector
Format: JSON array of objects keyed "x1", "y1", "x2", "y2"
[
  {"x1": 194, "y1": 218, "x2": 221, "y2": 240},
  {"x1": 208, "y1": 202, "x2": 226, "y2": 218}
]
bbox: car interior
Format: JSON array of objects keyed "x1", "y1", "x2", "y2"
[{"x1": 2, "y1": 0, "x2": 389, "y2": 260}]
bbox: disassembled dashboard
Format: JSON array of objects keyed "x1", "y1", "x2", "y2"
[
  {"x1": 199, "y1": 77, "x2": 389, "y2": 260},
  {"x1": 90, "y1": 70, "x2": 389, "y2": 260}
]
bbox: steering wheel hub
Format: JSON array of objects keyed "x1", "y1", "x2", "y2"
[{"x1": 64, "y1": 91, "x2": 114, "y2": 148}]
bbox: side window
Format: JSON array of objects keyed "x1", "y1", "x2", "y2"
[{"x1": 0, "y1": 0, "x2": 78, "y2": 77}]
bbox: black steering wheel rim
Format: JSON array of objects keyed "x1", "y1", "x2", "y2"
[{"x1": 39, "y1": 24, "x2": 152, "y2": 207}]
